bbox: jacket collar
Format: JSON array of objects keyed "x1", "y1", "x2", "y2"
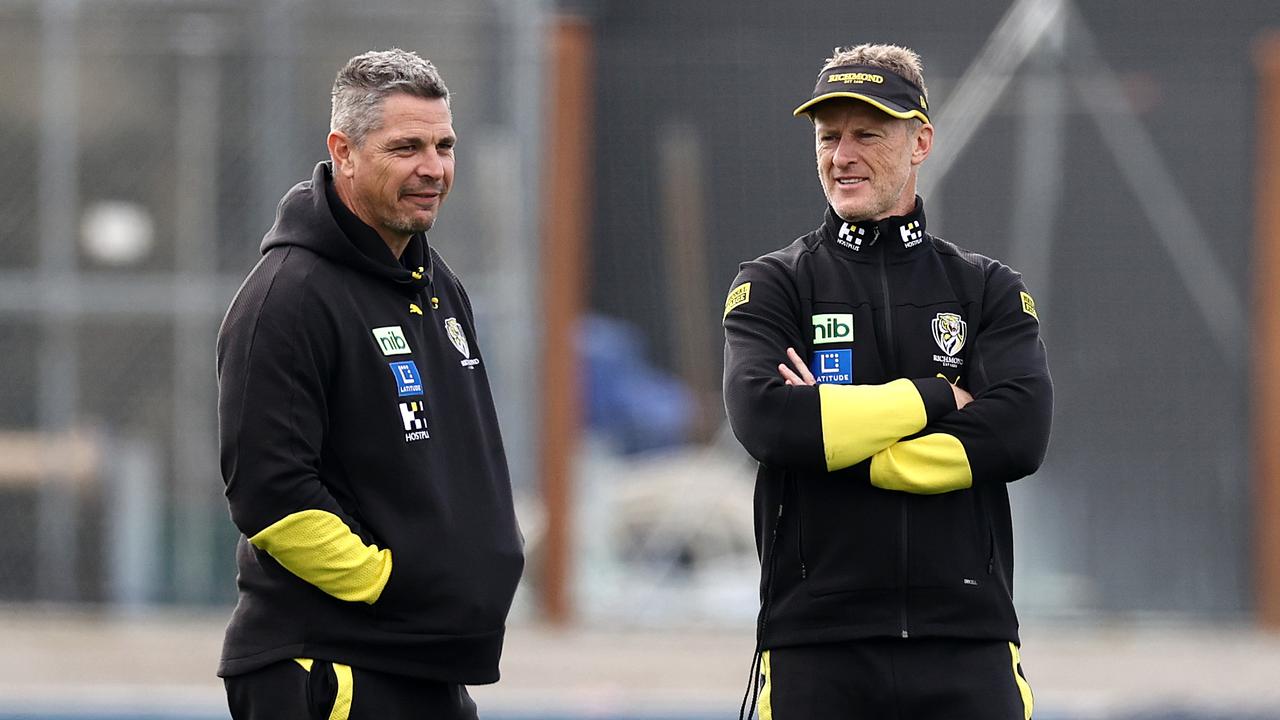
[
  {"x1": 322, "y1": 163, "x2": 434, "y2": 289},
  {"x1": 819, "y1": 195, "x2": 928, "y2": 258}
]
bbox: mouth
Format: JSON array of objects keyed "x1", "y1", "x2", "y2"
[
  {"x1": 835, "y1": 177, "x2": 868, "y2": 187},
  {"x1": 401, "y1": 190, "x2": 442, "y2": 206}
]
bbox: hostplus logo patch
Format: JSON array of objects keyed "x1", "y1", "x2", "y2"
[
  {"x1": 836, "y1": 222, "x2": 868, "y2": 251},
  {"x1": 899, "y1": 220, "x2": 923, "y2": 248},
  {"x1": 399, "y1": 401, "x2": 430, "y2": 442}
]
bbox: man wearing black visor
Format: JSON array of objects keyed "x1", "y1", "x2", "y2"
[{"x1": 723, "y1": 44, "x2": 1052, "y2": 719}]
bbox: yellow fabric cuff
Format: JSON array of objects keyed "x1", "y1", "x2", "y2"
[
  {"x1": 870, "y1": 433, "x2": 972, "y2": 494},
  {"x1": 818, "y1": 379, "x2": 928, "y2": 471},
  {"x1": 250, "y1": 509, "x2": 393, "y2": 604}
]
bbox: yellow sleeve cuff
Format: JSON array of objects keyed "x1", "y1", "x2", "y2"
[
  {"x1": 870, "y1": 433, "x2": 972, "y2": 494},
  {"x1": 250, "y1": 509, "x2": 393, "y2": 604},
  {"x1": 818, "y1": 378, "x2": 929, "y2": 472}
]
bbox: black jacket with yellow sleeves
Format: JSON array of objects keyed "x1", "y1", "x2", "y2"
[{"x1": 722, "y1": 197, "x2": 1052, "y2": 649}]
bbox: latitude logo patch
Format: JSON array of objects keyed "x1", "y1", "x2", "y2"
[
  {"x1": 372, "y1": 326, "x2": 411, "y2": 356},
  {"x1": 389, "y1": 360, "x2": 423, "y2": 397},
  {"x1": 812, "y1": 314, "x2": 853, "y2": 345},
  {"x1": 399, "y1": 400, "x2": 430, "y2": 442},
  {"x1": 810, "y1": 349, "x2": 853, "y2": 384}
]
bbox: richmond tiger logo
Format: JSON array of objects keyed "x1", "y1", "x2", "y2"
[{"x1": 931, "y1": 312, "x2": 967, "y2": 357}]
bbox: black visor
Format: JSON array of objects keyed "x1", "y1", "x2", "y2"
[{"x1": 793, "y1": 64, "x2": 930, "y2": 124}]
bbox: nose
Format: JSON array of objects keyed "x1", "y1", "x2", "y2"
[
  {"x1": 415, "y1": 150, "x2": 445, "y2": 180},
  {"x1": 832, "y1": 134, "x2": 859, "y2": 167}
]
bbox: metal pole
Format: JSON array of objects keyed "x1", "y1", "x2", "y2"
[
  {"x1": 1004, "y1": 15, "x2": 1069, "y2": 611},
  {"x1": 171, "y1": 14, "x2": 222, "y2": 604},
  {"x1": 1006, "y1": 20, "x2": 1064, "y2": 316},
  {"x1": 107, "y1": 437, "x2": 162, "y2": 610},
  {"x1": 253, "y1": 0, "x2": 300, "y2": 248},
  {"x1": 494, "y1": 0, "x2": 547, "y2": 516},
  {"x1": 35, "y1": 0, "x2": 81, "y2": 602}
]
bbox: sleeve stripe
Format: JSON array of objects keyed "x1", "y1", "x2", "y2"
[
  {"x1": 249, "y1": 509, "x2": 393, "y2": 604},
  {"x1": 818, "y1": 378, "x2": 929, "y2": 471},
  {"x1": 869, "y1": 433, "x2": 972, "y2": 494}
]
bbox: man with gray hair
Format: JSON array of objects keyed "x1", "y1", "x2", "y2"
[
  {"x1": 723, "y1": 43, "x2": 1052, "y2": 718},
  {"x1": 216, "y1": 48, "x2": 523, "y2": 719}
]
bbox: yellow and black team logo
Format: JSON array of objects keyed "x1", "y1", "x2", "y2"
[
  {"x1": 932, "y1": 312, "x2": 967, "y2": 357},
  {"x1": 1020, "y1": 291, "x2": 1038, "y2": 320},
  {"x1": 724, "y1": 282, "x2": 751, "y2": 318}
]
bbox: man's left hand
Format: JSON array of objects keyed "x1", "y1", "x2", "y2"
[{"x1": 778, "y1": 347, "x2": 817, "y2": 386}]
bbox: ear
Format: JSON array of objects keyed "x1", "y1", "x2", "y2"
[
  {"x1": 910, "y1": 122, "x2": 934, "y2": 167},
  {"x1": 327, "y1": 131, "x2": 357, "y2": 178}
]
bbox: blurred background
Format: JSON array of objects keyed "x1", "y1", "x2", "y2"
[{"x1": 0, "y1": 0, "x2": 1279, "y2": 717}]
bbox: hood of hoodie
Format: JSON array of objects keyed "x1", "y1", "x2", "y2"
[{"x1": 260, "y1": 161, "x2": 433, "y2": 295}]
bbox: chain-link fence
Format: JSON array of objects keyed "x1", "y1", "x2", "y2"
[
  {"x1": 0, "y1": 0, "x2": 546, "y2": 606},
  {"x1": 0, "y1": 0, "x2": 1275, "y2": 626}
]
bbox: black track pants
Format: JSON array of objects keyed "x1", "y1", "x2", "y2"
[
  {"x1": 757, "y1": 638, "x2": 1033, "y2": 720},
  {"x1": 225, "y1": 658, "x2": 479, "y2": 720}
]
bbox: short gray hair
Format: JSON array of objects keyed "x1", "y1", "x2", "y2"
[
  {"x1": 823, "y1": 44, "x2": 928, "y2": 105},
  {"x1": 330, "y1": 48, "x2": 450, "y2": 146}
]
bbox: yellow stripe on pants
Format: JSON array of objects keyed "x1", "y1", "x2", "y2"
[
  {"x1": 329, "y1": 662, "x2": 353, "y2": 720},
  {"x1": 291, "y1": 658, "x2": 353, "y2": 720},
  {"x1": 1009, "y1": 643, "x2": 1034, "y2": 719},
  {"x1": 757, "y1": 650, "x2": 772, "y2": 720}
]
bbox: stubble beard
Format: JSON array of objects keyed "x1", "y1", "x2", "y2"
[
  {"x1": 386, "y1": 214, "x2": 434, "y2": 235},
  {"x1": 824, "y1": 171, "x2": 911, "y2": 223}
]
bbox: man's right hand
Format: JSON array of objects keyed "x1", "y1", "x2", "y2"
[{"x1": 950, "y1": 382, "x2": 974, "y2": 410}]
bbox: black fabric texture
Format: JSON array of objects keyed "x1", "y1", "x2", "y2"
[
  {"x1": 722, "y1": 196, "x2": 1053, "y2": 649},
  {"x1": 764, "y1": 638, "x2": 1030, "y2": 720},
  {"x1": 225, "y1": 659, "x2": 479, "y2": 720},
  {"x1": 217, "y1": 161, "x2": 524, "y2": 683}
]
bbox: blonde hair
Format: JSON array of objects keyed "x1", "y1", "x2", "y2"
[{"x1": 822, "y1": 44, "x2": 928, "y2": 104}]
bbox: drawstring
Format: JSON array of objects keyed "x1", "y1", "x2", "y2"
[
  {"x1": 738, "y1": 498, "x2": 786, "y2": 720},
  {"x1": 737, "y1": 648, "x2": 762, "y2": 720}
]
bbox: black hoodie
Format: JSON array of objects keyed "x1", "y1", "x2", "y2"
[{"x1": 216, "y1": 162, "x2": 524, "y2": 683}]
